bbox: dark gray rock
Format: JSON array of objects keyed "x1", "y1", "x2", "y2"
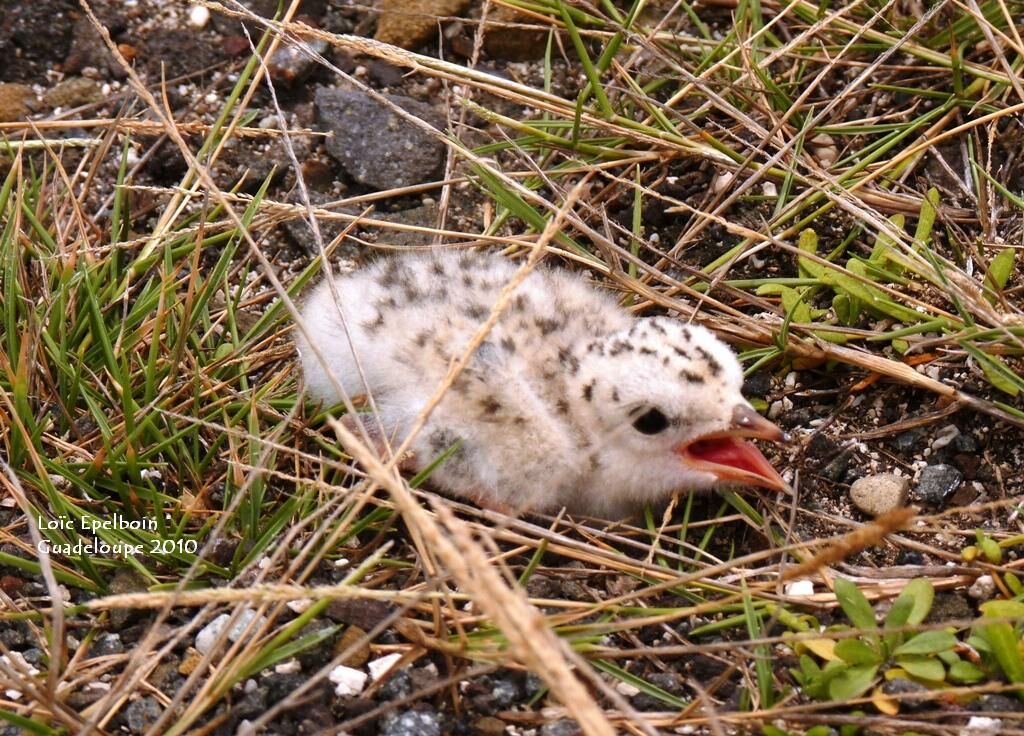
[
  {"x1": 90, "y1": 632, "x2": 124, "y2": 658},
  {"x1": 124, "y1": 696, "x2": 163, "y2": 733},
  {"x1": 378, "y1": 668, "x2": 413, "y2": 700},
  {"x1": 648, "y1": 671, "x2": 684, "y2": 694},
  {"x1": 0, "y1": 621, "x2": 29, "y2": 648},
  {"x1": 265, "y1": 672, "x2": 308, "y2": 704},
  {"x1": 380, "y1": 707, "x2": 441, "y2": 736},
  {"x1": 820, "y1": 447, "x2": 854, "y2": 482},
  {"x1": 541, "y1": 720, "x2": 583, "y2": 736},
  {"x1": 890, "y1": 428, "x2": 924, "y2": 454},
  {"x1": 914, "y1": 464, "x2": 963, "y2": 505},
  {"x1": 741, "y1": 371, "x2": 771, "y2": 399},
  {"x1": 953, "y1": 432, "x2": 980, "y2": 453},
  {"x1": 107, "y1": 568, "x2": 149, "y2": 629},
  {"x1": 234, "y1": 685, "x2": 269, "y2": 720},
  {"x1": 267, "y1": 39, "x2": 329, "y2": 86},
  {"x1": 315, "y1": 88, "x2": 445, "y2": 191},
  {"x1": 881, "y1": 677, "x2": 929, "y2": 711},
  {"x1": 976, "y1": 693, "x2": 1024, "y2": 712},
  {"x1": 21, "y1": 648, "x2": 44, "y2": 665}
]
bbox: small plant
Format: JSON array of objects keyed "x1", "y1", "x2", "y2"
[
  {"x1": 790, "y1": 579, "x2": 971, "y2": 712},
  {"x1": 969, "y1": 599, "x2": 1024, "y2": 697}
]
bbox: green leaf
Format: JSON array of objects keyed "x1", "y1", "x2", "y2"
[
  {"x1": 835, "y1": 638, "x2": 884, "y2": 665},
  {"x1": 591, "y1": 660, "x2": 688, "y2": 709},
  {"x1": 900, "y1": 579, "x2": 934, "y2": 626},
  {"x1": 970, "y1": 349, "x2": 1022, "y2": 397},
  {"x1": 896, "y1": 655, "x2": 945, "y2": 681},
  {"x1": 979, "y1": 535, "x2": 1003, "y2": 564},
  {"x1": 779, "y1": 285, "x2": 812, "y2": 324},
  {"x1": 1007, "y1": 572, "x2": 1023, "y2": 595},
  {"x1": 948, "y1": 660, "x2": 986, "y2": 684},
  {"x1": 985, "y1": 247, "x2": 1016, "y2": 293},
  {"x1": 835, "y1": 578, "x2": 878, "y2": 631},
  {"x1": 974, "y1": 621, "x2": 1024, "y2": 684},
  {"x1": 869, "y1": 214, "x2": 906, "y2": 264},
  {"x1": 883, "y1": 593, "x2": 914, "y2": 652},
  {"x1": 894, "y1": 631, "x2": 957, "y2": 657},
  {"x1": 828, "y1": 663, "x2": 879, "y2": 700},
  {"x1": 798, "y1": 228, "x2": 823, "y2": 278},
  {"x1": 913, "y1": 188, "x2": 940, "y2": 249},
  {"x1": 833, "y1": 292, "x2": 860, "y2": 325},
  {"x1": 981, "y1": 600, "x2": 1024, "y2": 618},
  {"x1": 0, "y1": 710, "x2": 59, "y2": 736}
]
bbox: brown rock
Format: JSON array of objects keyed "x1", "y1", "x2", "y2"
[
  {"x1": 375, "y1": 0, "x2": 470, "y2": 50},
  {"x1": 325, "y1": 598, "x2": 395, "y2": 629},
  {"x1": 483, "y1": 6, "x2": 548, "y2": 61},
  {"x1": 43, "y1": 77, "x2": 101, "y2": 110},
  {"x1": 335, "y1": 625, "x2": 371, "y2": 667},
  {"x1": 850, "y1": 473, "x2": 909, "y2": 517},
  {"x1": 178, "y1": 647, "x2": 203, "y2": 675},
  {"x1": 0, "y1": 84, "x2": 34, "y2": 123},
  {"x1": 474, "y1": 716, "x2": 509, "y2": 735}
]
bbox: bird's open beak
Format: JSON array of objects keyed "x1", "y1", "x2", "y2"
[{"x1": 677, "y1": 404, "x2": 789, "y2": 491}]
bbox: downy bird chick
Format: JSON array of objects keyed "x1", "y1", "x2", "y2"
[{"x1": 296, "y1": 249, "x2": 787, "y2": 518}]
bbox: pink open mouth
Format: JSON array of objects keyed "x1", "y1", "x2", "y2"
[{"x1": 677, "y1": 406, "x2": 788, "y2": 491}]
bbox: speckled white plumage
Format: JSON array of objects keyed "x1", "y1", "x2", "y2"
[{"x1": 296, "y1": 249, "x2": 785, "y2": 518}]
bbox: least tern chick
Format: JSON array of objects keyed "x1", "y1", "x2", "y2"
[{"x1": 296, "y1": 249, "x2": 787, "y2": 519}]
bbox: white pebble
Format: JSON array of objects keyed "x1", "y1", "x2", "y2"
[
  {"x1": 968, "y1": 575, "x2": 995, "y2": 601},
  {"x1": 367, "y1": 652, "x2": 403, "y2": 681},
  {"x1": 931, "y1": 424, "x2": 960, "y2": 450},
  {"x1": 965, "y1": 716, "x2": 1003, "y2": 735},
  {"x1": 188, "y1": 5, "x2": 210, "y2": 28},
  {"x1": 195, "y1": 609, "x2": 266, "y2": 655},
  {"x1": 258, "y1": 115, "x2": 282, "y2": 130},
  {"x1": 784, "y1": 580, "x2": 814, "y2": 597},
  {"x1": 329, "y1": 665, "x2": 368, "y2": 696},
  {"x1": 274, "y1": 659, "x2": 302, "y2": 675},
  {"x1": 196, "y1": 614, "x2": 230, "y2": 654},
  {"x1": 615, "y1": 680, "x2": 640, "y2": 697},
  {"x1": 712, "y1": 171, "x2": 734, "y2": 194}
]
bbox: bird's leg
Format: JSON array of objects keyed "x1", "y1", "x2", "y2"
[{"x1": 339, "y1": 412, "x2": 416, "y2": 471}]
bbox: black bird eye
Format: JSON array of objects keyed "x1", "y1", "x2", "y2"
[{"x1": 632, "y1": 408, "x2": 670, "y2": 435}]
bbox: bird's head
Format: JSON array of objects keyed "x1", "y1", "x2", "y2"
[{"x1": 568, "y1": 317, "x2": 787, "y2": 504}]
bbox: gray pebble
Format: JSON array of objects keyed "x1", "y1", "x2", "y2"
[
  {"x1": 850, "y1": 473, "x2": 909, "y2": 516},
  {"x1": 315, "y1": 88, "x2": 445, "y2": 191},
  {"x1": 541, "y1": 720, "x2": 583, "y2": 736},
  {"x1": 914, "y1": 464, "x2": 963, "y2": 505},
  {"x1": 881, "y1": 678, "x2": 929, "y2": 712},
  {"x1": 90, "y1": 632, "x2": 124, "y2": 658},
  {"x1": 380, "y1": 708, "x2": 441, "y2": 736},
  {"x1": 889, "y1": 428, "x2": 924, "y2": 453},
  {"x1": 124, "y1": 696, "x2": 162, "y2": 733},
  {"x1": 820, "y1": 447, "x2": 854, "y2": 482},
  {"x1": 953, "y1": 432, "x2": 979, "y2": 453}
]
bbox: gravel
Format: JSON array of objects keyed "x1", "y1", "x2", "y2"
[
  {"x1": 913, "y1": 464, "x2": 963, "y2": 505},
  {"x1": 380, "y1": 707, "x2": 442, "y2": 736},
  {"x1": 124, "y1": 696, "x2": 163, "y2": 734}
]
